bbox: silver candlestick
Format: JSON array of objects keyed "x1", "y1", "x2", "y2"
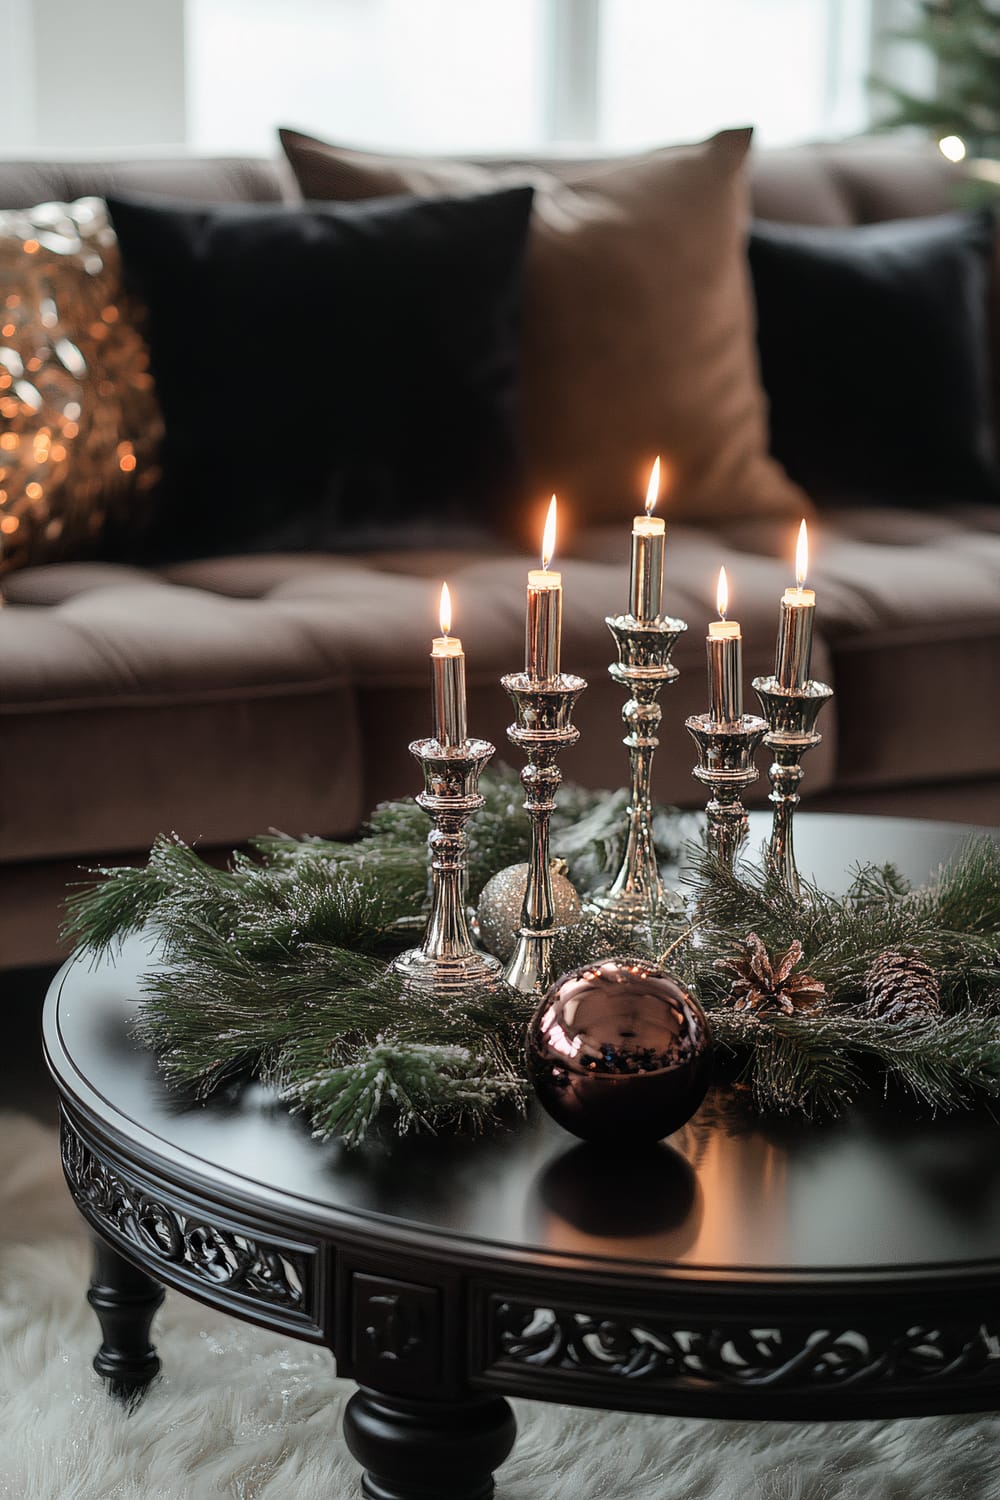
[
  {"x1": 685, "y1": 712, "x2": 768, "y2": 871},
  {"x1": 501, "y1": 672, "x2": 587, "y2": 994},
  {"x1": 752, "y1": 675, "x2": 834, "y2": 899},
  {"x1": 590, "y1": 612, "x2": 687, "y2": 929},
  {"x1": 391, "y1": 736, "x2": 503, "y2": 996}
]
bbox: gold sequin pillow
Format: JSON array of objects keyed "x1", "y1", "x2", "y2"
[{"x1": 0, "y1": 196, "x2": 162, "y2": 572}]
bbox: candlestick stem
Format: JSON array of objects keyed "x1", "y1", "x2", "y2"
[
  {"x1": 685, "y1": 713, "x2": 768, "y2": 872},
  {"x1": 591, "y1": 613, "x2": 687, "y2": 930},
  {"x1": 752, "y1": 676, "x2": 833, "y2": 899},
  {"x1": 501, "y1": 672, "x2": 587, "y2": 994},
  {"x1": 391, "y1": 737, "x2": 503, "y2": 996}
]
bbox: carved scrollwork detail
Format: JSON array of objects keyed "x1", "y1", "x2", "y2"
[
  {"x1": 61, "y1": 1120, "x2": 306, "y2": 1312},
  {"x1": 493, "y1": 1301, "x2": 999, "y2": 1392}
]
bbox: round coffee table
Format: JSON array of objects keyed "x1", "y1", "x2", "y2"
[{"x1": 43, "y1": 814, "x2": 1000, "y2": 1499}]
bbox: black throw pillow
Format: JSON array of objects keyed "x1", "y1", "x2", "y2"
[
  {"x1": 106, "y1": 186, "x2": 534, "y2": 559},
  {"x1": 749, "y1": 211, "x2": 998, "y2": 505}
]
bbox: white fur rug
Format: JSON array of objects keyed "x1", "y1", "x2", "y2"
[{"x1": 2, "y1": 1112, "x2": 999, "y2": 1500}]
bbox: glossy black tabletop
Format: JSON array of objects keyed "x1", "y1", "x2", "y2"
[{"x1": 44, "y1": 813, "x2": 1000, "y2": 1288}]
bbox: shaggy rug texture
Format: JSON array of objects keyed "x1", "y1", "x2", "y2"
[{"x1": 2, "y1": 1111, "x2": 999, "y2": 1500}]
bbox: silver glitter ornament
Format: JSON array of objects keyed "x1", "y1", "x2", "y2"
[{"x1": 477, "y1": 859, "x2": 581, "y2": 962}]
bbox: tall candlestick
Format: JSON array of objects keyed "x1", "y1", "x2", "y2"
[
  {"x1": 707, "y1": 565, "x2": 743, "y2": 724},
  {"x1": 526, "y1": 495, "x2": 562, "y2": 682},
  {"x1": 629, "y1": 456, "x2": 665, "y2": 621},
  {"x1": 775, "y1": 520, "x2": 815, "y2": 689},
  {"x1": 430, "y1": 581, "x2": 467, "y2": 747}
]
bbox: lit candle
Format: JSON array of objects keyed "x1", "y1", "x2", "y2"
[
  {"x1": 430, "y1": 581, "x2": 467, "y2": 747},
  {"x1": 707, "y1": 565, "x2": 743, "y2": 724},
  {"x1": 629, "y1": 456, "x2": 665, "y2": 621},
  {"x1": 774, "y1": 520, "x2": 815, "y2": 690},
  {"x1": 526, "y1": 495, "x2": 562, "y2": 682}
]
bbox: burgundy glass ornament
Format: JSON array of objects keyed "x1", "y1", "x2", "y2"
[{"x1": 526, "y1": 957, "x2": 712, "y2": 1144}]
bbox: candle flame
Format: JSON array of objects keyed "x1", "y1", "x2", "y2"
[
  {"x1": 795, "y1": 519, "x2": 809, "y2": 589},
  {"x1": 644, "y1": 456, "x2": 661, "y2": 516},
  {"x1": 541, "y1": 494, "x2": 557, "y2": 570},
  {"x1": 439, "y1": 581, "x2": 451, "y2": 636},
  {"x1": 716, "y1": 565, "x2": 729, "y2": 620}
]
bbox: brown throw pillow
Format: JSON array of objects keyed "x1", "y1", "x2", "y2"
[
  {"x1": 280, "y1": 126, "x2": 808, "y2": 541},
  {"x1": 0, "y1": 197, "x2": 162, "y2": 573}
]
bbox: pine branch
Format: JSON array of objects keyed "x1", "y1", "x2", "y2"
[
  {"x1": 62, "y1": 834, "x2": 243, "y2": 957},
  {"x1": 63, "y1": 858, "x2": 172, "y2": 957},
  {"x1": 710, "y1": 1005, "x2": 1000, "y2": 1118},
  {"x1": 710, "y1": 1009, "x2": 861, "y2": 1117},
  {"x1": 548, "y1": 915, "x2": 654, "y2": 977},
  {"x1": 284, "y1": 1036, "x2": 525, "y2": 1147}
]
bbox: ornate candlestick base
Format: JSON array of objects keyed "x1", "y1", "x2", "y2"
[
  {"x1": 590, "y1": 613, "x2": 687, "y2": 930},
  {"x1": 501, "y1": 672, "x2": 587, "y2": 994},
  {"x1": 752, "y1": 675, "x2": 834, "y2": 899},
  {"x1": 685, "y1": 713, "x2": 768, "y2": 871},
  {"x1": 391, "y1": 737, "x2": 503, "y2": 996}
]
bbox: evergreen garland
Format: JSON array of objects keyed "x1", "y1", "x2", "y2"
[{"x1": 63, "y1": 771, "x2": 1000, "y2": 1144}]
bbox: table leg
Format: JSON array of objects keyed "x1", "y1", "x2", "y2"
[
  {"x1": 343, "y1": 1386, "x2": 516, "y2": 1500},
  {"x1": 87, "y1": 1234, "x2": 165, "y2": 1404}
]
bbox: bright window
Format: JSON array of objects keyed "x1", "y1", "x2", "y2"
[
  {"x1": 3, "y1": 0, "x2": 889, "y2": 156},
  {"x1": 598, "y1": 0, "x2": 873, "y2": 148},
  {"x1": 186, "y1": 0, "x2": 548, "y2": 154},
  {"x1": 186, "y1": 0, "x2": 876, "y2": 155}
]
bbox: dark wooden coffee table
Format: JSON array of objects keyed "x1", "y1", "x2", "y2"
[{"x1": 43, "y1": 814, "x2": 1000, "y2": 1499}]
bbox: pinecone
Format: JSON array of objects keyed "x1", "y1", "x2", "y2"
[
  {"x1": 717, "y1": 933, "x2": 826, "y2": 1016},
  {"x1": 863, "y1": 950, "x2": 942, "y2": 1023}
]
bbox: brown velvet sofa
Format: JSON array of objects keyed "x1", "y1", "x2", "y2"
[{"x1": 1, "y1": 140, "x2": 999, "y2": 968}]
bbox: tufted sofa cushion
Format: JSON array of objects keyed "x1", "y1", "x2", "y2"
[
  {"x1": 0, "y1": 529, "x2": 831, "y2": 869},
  {"x1": 0, "y1": 558, "x2": 363, "y2": 862},
  {"x1": 4, "y1": 497, "x2": 1000, "y2": 873}
]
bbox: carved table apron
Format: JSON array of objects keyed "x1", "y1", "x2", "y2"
[{"x1": 42, "y1": 814, "x2": 1000, "y2": 1499}]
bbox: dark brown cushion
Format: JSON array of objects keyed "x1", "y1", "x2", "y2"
[{"x1": 280, "y1": 127, "x2": 809, "y2": 543}]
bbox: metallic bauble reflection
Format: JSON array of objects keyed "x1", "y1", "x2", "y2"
[
  {"x1": 539, "y1": 1140, "x2": 698, "y2": 1239},
  {"x1": 526, "y1": 957, "x2": 712, "y2": 1144}
]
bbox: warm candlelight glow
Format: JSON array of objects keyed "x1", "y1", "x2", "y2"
[
  {"x1": 541, "y1": 494, "x2": 557, "y2": 570},
  {"x1": 707, "y1": 565, "x2": 742, "y2": 723},
  {"x1": 716, "y1": 565, "x2": 729, "y2": 620},
  {"x1": 795, "y1": 520, "x2": 808, "y2": 590},
  {"x1": 644, "y1": 456, "x2": 661, "y2": 517},
  {"x1": 430, "y1": 581, "x2": 466, "y2": 745},
  {"x1": 776, "y1": 521, "x2": 816, "y2": 689},
  {"x1": 526, "y1": 496, "x2": 563, "y2": 679},
  {"x1": 629, "y1": 461, "x2": 666, "y2": 619}
]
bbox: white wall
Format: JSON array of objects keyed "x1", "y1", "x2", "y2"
[
  {"x1": 0, "y1": 0, "x2": 36, "y2": 149},
  {"x1": 5, "y1": 0, "x2": 185, "y2": 152}
]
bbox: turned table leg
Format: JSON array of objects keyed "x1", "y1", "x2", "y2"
[
  {"x1": 343, "y1": 1387, "x2": 516, "y2": 1500},
  {"x1": 87, "y1": 1235, "x2": 165, "y2": 1404}
]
